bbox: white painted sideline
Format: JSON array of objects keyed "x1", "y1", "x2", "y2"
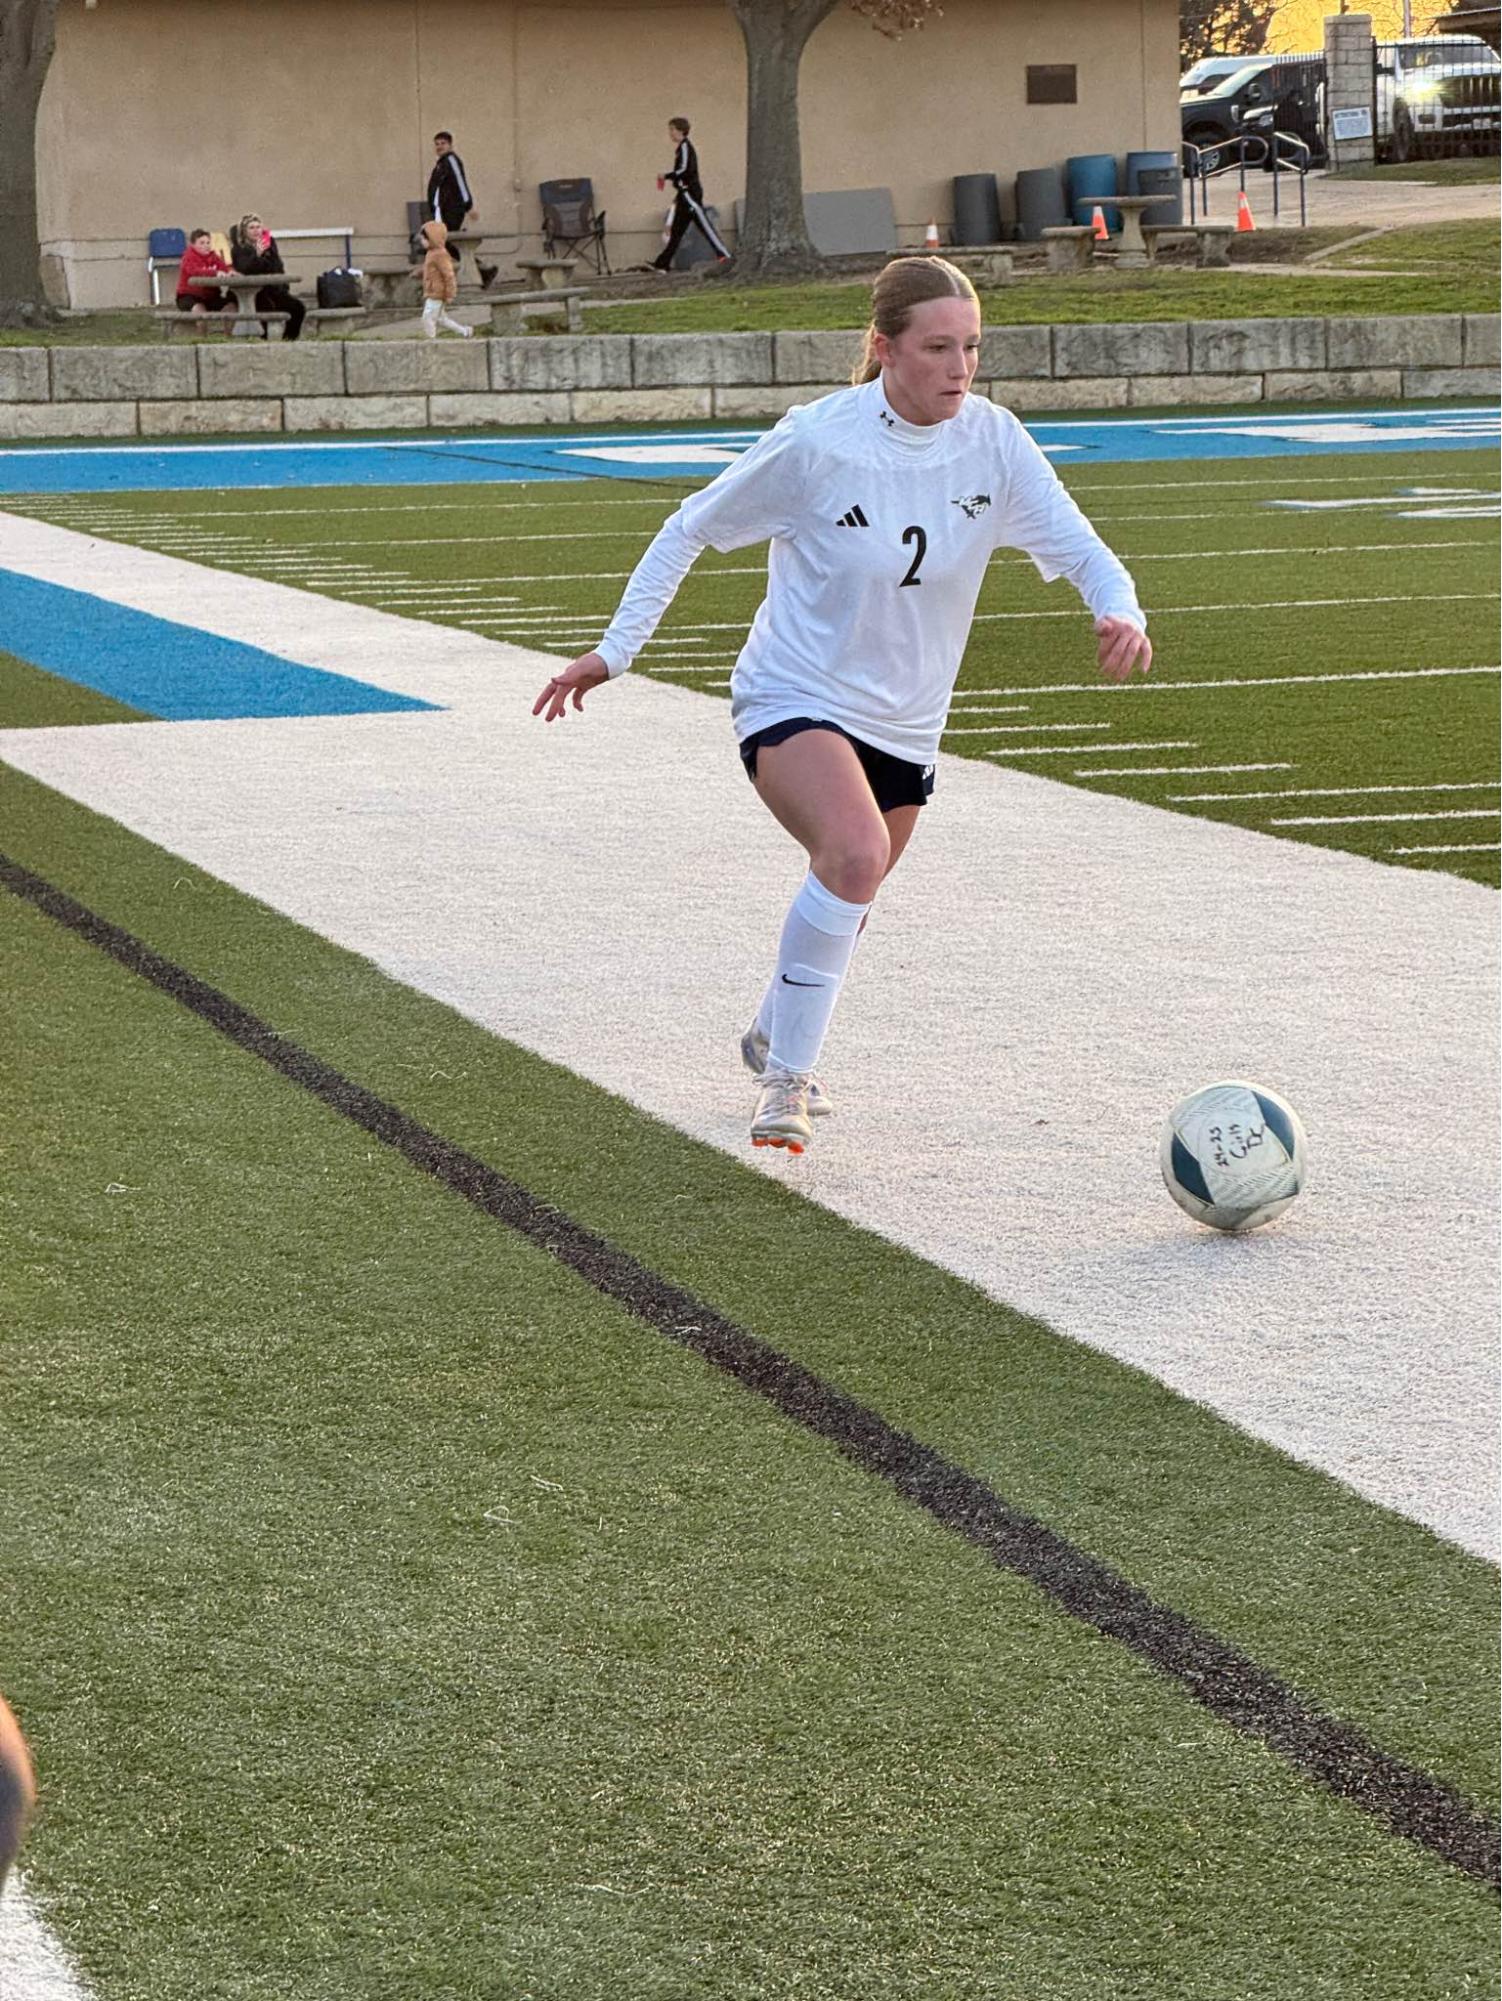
[
  {"x1": 1, "y1": 511, "x2": 1495, "y2": 1566},
  {"x1": 0, "y1": 1878, "x2": 91, "y2": 1999}
]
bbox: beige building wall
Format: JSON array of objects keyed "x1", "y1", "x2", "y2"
[{"x1": 40, "y1": 0, "x2": 1177, "y2": 308}]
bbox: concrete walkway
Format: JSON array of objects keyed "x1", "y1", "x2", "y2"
[{"x1": 1201, "y1": 166, "x2": 1499, "y2": 230}]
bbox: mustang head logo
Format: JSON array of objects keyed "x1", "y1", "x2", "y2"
[{"x1": 952, "y1": 493, "x2": 992, "y2": 520}]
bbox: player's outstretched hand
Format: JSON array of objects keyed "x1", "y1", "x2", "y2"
[
  {"x1": 1095, "y1": 616, "x2": 1152, "y2": 684},
  {"x1": 533, "y1": 652, "x2": 609, "y2": 722}
]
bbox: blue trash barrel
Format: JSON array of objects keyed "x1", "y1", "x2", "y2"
[
  {"x1": 1066, "y1": 153, "x2": 1119, "y2": 233},
  {"x1": 1013, "y1": 165, "x2": 1068, "y2": 241},
  {"x1": 1126, "y1": 150, "x2": 1184, "y2": 227}
]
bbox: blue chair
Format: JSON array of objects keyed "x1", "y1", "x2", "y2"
[{"x1": 147, "y1": 227, "x2": 187, "y2": 304}]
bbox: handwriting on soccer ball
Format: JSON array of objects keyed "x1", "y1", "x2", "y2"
[{"x1": 1208, "y1": 1122, "x2": 1267, "y2": 1168}]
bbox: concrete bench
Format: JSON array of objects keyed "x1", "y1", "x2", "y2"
[
  {"x1": 1142, "y1": 222, "x2": 1237, "y2": 269},
  {"x1": 303, "y1": 306, "x2": 368, "y2": 333},
  {"x1": 515, "y1": 256, "x2": 580, "y2": 291},
  {"x1": 157, "y1": 307, "x2": 290, "y2": 340},
  {"x1": 898, "y1": 244, "x2": 1014, "y2": 285},
  {"x1": 1040, "y1": 226, "x2": 1096, "y2": 274},
  {"x1": 489, "y1": 287, "x2": 587, "y2": 334}
]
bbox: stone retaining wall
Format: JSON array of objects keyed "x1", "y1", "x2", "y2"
[{"x1": 0, "y1": 317, "x2": 1495, "y2": 437}]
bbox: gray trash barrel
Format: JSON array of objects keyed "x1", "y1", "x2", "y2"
[
  {"x1": 1126, "y1": 150, "x2": 1183, "y2": 226},
  {"x1": 952, "y1": 172, "x2": 1002, "y2": 246},
  {"x1": 1014, "y1": 165, "x2": 1068, "y2": 240}
]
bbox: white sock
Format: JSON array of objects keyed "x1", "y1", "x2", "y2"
[
  {"x1": 755, "y1": 908, "x2": 870, "y2": 1051},
  {"x1": 765, "y1": 872, "x2": 871, "y2": 1077}
]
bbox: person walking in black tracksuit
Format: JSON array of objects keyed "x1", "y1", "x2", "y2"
[
  {"x1": 653, "y1": 117, "x2": 730, "y2": 270},
  {"x1": 427, "y1": 132, "x2": 497, "y2": 284}
]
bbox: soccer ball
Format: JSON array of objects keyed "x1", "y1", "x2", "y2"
[{"x1": 1159, "y1": 1080, "x2": 1308, "y2": 1233}]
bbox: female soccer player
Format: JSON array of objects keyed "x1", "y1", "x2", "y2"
[{"x1": 533, "y1": 257, "x2": 1151, "y2": 1153}]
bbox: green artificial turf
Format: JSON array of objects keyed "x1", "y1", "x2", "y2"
[
  {"x1": 0, "y1": 651, "x2": 147, "y2": 728},
  {"x1": 19, "y1": 446, "x2": 1497, "y2": 885},
  {"x1": 1, "y1": 766, "x2": 1496, "y2": 1999}
]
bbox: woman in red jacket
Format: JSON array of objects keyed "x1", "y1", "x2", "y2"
[{"x1": 174, "y1": 228, "x2": 238, "y2": 324}]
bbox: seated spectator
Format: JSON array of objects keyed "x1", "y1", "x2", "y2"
[
  {"x1": 229, "y1": 214, "x2": 305, "y2": 341},
  {"x1": 175, "y1": 227, "x2": 238, "y2": 323}
]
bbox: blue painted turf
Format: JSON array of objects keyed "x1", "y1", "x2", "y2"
[
  {"x1": 0, "y1": 406, "x2": 1494, "y2": 494},
  {"x1": 0, "y1": 572, "x2": 437, "y2": 721}
]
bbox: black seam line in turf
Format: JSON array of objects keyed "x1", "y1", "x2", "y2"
[
  {"x1": 4, "y1": 847, "x2": 1497, "y2": 1896},
  {"x1": 402, "y1": 442, "x2": 706, "y2": 497}
]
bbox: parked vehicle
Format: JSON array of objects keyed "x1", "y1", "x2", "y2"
[
  {"x1": 1375, "y1": 36, "x2": 1500, "y2": 160},
  {"x1": 1180, "y1": 57, "x2": 1326, "y2": 166},
  {"x1": 1180, "y1": 55, "x2": 1276, "y2": 96}
]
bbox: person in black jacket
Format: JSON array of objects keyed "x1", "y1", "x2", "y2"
[
  {"x1": 652, "y1": 117, "x2": 730, "y2": 271},
  {"x1": 427, "y1": 132, "x2": 497, "y2": 285},
  {"x1": 230, "y1": 215, "x2": 305, "y2": 340}
]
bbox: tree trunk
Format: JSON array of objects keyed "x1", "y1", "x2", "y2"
[
  {"x1": 0, "y1": 0, "x2": 61, "y2": 326},
  {"x1": 727, "y1": 0, "x2": 841, "y2": 277}
]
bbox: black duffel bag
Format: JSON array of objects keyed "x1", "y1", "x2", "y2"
[{"x1": 316, "y1": 268, "x2": 362, "y2": 308}]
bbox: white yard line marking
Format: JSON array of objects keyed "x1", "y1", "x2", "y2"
[
  {"x1": 956, "y1": 665, "x2": 1501, "y2": 697},
  {"x1": 1090, "y1": 504, "x2": 1496, "y2": 522},
  {"x1": 1169, "y1": 781, "x2": 1500, "y2": 801},
  {"x1": 0, "y1": 1877, "x2": 93, "y2": 2000},
  {"x1": 973, "y1": 738, "x2": 1199, "y2": 755},
  {"x1": 1268, "y1": 487, "x2": 1497, "y2": 512},
  {"x1": 1390, "y1": 842, "x2": 1500, "y2": 854},
  {"x1": 1075, "y1": 762, "x2": 1296, "y2": 777},
  {"x1": 1115, "y1": 540, "x2": 1488, "y2": 562},
  {"x1": 973, "y1": 594, "x2": 1498, "y2": 623},
  {"x1": 1272, "y1": 808, "x2": 1500, "y2": 827},
  {"x1": 945, "y1": 718, "x2": 1102, "y2": 732},
  {"x1": 1079, "y1": 474, "x2": 1501, "y2": 493}
]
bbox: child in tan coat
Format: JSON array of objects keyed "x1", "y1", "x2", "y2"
[{"x1": 420, "y1": 220, "x2": 473, "y2": 339}]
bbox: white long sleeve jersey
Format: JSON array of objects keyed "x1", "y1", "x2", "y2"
[{"x1": 594, "y1": 377, "x2": 1147, "y2": 767}]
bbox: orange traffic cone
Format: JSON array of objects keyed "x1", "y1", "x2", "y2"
[
  {"x1": 924, "y1": 218, "x2": 941, "y2": 250},
  {"x1": 1235, "y1": 190, "x2": 1255, "y2": 233},
  {"x1": 1089, "y1": 205, "x2": 1109, "y2": 242}
]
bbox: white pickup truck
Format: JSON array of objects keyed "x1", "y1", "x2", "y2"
[{"x1": 1376, "y1": 35, "x2": 1500, "y2": 162}]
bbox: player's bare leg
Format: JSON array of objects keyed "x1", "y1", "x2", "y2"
[
  {"x1": 745, "y1": 731, "x2": 891, "y2": 1150},
  {"x1": 742, "y1": 799, "x2": 921, "y2": 1118}
]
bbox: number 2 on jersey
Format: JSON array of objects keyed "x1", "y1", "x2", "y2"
[{"x1": 900, "y1": 524, "x2": 927, "y2": 588}]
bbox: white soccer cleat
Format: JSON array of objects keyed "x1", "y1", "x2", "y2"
[
  {"x1": 740, "y1": 1021, "x2": 833, "y2": 1116},
  {"x1": 750, "y1": 1071, "x2": 814, "y2": 1154}
]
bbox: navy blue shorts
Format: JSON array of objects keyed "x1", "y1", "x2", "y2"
[{"x1": 738, "y1": 718, "x2": 935, "y2": 814}]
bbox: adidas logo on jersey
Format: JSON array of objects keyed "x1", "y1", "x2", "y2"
[{"x1": 836, "y1": 505, "x2": 870, "y2": 528}]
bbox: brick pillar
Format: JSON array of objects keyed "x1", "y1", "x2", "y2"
[{"x1": 1324, "y1": 12, "x2": 1377, "y2": 166}]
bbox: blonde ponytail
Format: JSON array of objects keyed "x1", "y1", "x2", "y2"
[{"x1": 850, "y1": 255, "x2": 980, "y2": 386}]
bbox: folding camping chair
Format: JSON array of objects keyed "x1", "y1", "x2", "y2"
[{"x1": 538, "y1": 179, "x2": 609, "y2": 274}]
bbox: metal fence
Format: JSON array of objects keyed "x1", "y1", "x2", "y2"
[{"x1": 1373, "y1": 37, "x2": 1502, "y2": 160}]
